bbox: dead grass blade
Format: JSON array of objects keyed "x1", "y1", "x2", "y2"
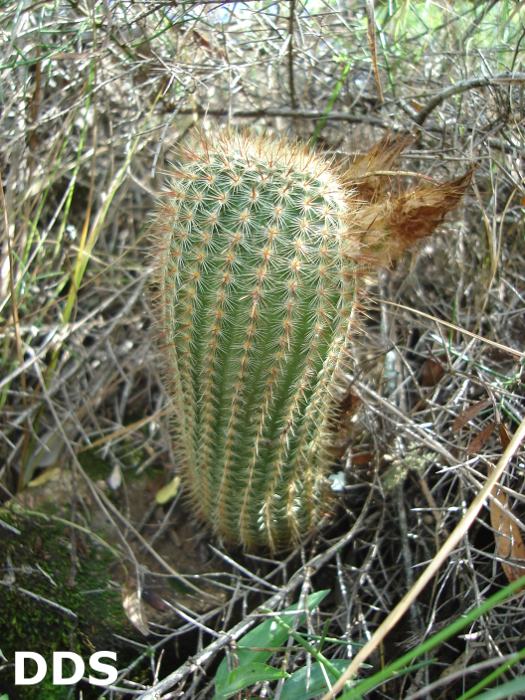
[
  {"x1": 380, "y1": 300, "x2": 525, "y2": 360},
  {"x1": 321, "y1": 413, "x2": 525, "y2": 700},
  {"x1": 365, "y1": 0, "x2": 383, "y2": 103}
]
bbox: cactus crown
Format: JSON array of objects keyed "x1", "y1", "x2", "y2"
[{"x1": 152, "y1": 129, "x2": 470, "y2": 551}]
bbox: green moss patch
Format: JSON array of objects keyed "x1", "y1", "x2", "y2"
[{"x1": 0, "y1": 509, "x2": 139, "y2": 699}]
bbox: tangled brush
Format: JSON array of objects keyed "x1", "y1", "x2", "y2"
[{"x1": 151, "y1": 129, "x2": 471, "y2": 551}]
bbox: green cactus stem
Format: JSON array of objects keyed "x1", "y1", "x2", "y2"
[{"x1": 152, "y1": 129, "x2": 470, "y2": 551}]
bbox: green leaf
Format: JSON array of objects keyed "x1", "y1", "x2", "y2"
[
  {"x1": 214, "y1": 590, "x2": 329, "y2": 695},
  {"x1": 467, "y1": 676, "x2": 525, "y2": 700},
  {"x1": 215, "y1": 662, "x2": 290, "y2": 699},
  {"x1": 281, "y1": 659, "x2": 352, "y2": 700}
]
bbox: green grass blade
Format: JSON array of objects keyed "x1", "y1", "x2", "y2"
[
  {"x1": 467, "y1": 675, "x2": 525, "y2": 700},
  {"x1": 456, "y1": 646, "x2": 525, "y2": 700},
  {"x1": 309, "y1": 59, "x2": 351, "y2": 150},
  {"x1": 339, "y1": 575, "x2": 525, "y2": 699}
]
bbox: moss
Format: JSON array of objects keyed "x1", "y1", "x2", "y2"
[
  {"x1": 77, "y1": 450, "x2": 113, "y2": 482},
  {"x1": 78, "y1": 444, "x2": 161, "y2": 482},
  {"x1": 0, "y1": 509, "x2": 136, "y2": 699}
]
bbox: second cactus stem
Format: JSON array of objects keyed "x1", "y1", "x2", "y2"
[{"x1": 152, "y1": 129, "x2": 470, "y2": 551}]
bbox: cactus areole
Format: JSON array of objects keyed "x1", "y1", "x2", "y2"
[{"x1": 152, "y1": 129, "x2": 470, "y2": 551}]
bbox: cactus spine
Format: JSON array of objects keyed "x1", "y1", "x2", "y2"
[{"x1": 153, "y1": 130, "x2": 469, "y2": 551}]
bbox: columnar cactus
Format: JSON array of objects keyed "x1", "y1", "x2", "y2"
[{"x1": 152, "y1": 129, "x2": 470, "y2": 551}]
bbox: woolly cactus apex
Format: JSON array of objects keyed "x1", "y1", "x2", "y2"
[{"x1": 151, "y1": 129, "x2": 470, "y2": 551}]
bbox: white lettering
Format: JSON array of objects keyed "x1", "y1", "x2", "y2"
[
  {"x1": 52, "y1": 652, "x2": 85, "y2": 685},
  {"x1": 15, "y1": 652, "x2": 47, "y2": 685},
  {"x1": 88, "y1": 651, "x2": 118, "y2": 686}
]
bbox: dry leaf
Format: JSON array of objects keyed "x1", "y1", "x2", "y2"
[
  {"x1": 421, "y1": 358, "x2": 445, "y2": 387},
  {"x1": 490, "y1": 481, "x2": 525, "y2": 591},
  {"x1": 466, "y1": 421, "x2": 496, "y2": 455},
  {"x1": 452, "y1": 399, "x2": 492, "y2": 432},
  {"x1": 122, "y1": 582, "x2": 150, "y2": 636},
  {"x1": 28, "y1": 466, "x2": 61, "y2": 488},
  {"x1": 498, "y1": 423, "x2": 511, "y2": 450},
  {"x1": 142, "y1": 588, "x2": 170, "y2": 612},
  {"x1": 24, "y1": 422, "x2": 78, "y2": 475},
  {"x1": 438, "y1": 648, "x2": 475, "y2": 680},
  {"x1": 155, "y1": 475, "x2": 181, "y2": 505},
  {"x1": 352, "y1": 453, "x2": 373, "y2": 465}
]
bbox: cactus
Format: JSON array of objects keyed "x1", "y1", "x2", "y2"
[{"x1": 152, "y1": 129, "x2": 470, "y2": 551}]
